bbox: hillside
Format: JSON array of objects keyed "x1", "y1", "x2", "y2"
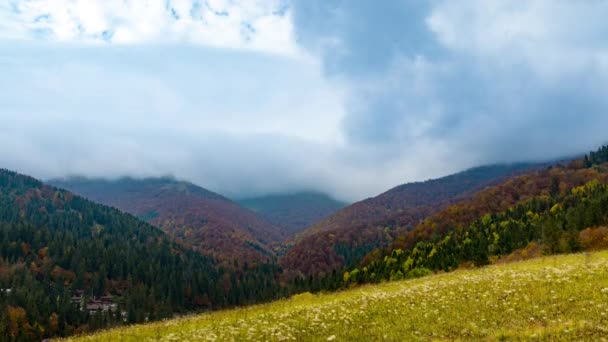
[
  {"x1": 281, "y1": 163, "x2": 541, "y2": 276},
  {"x1": 0, "y1": 170, "x2": 284, "y2": 341},
  {"x1": 350, "y1": 158, "x2": 608, "y2": 285},
  {"x1": 64, "y1": 250, "x2": 608, "y2": 341},
  {"x1": 237, "y1": 192, "x2": 347, "y2": 235},
  {"x1": 50, "y1": 177, "x2": 284, "y2": 264}
]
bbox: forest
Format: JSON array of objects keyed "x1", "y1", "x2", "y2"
[{"x1": 49, "y1": 177, "x2": 285, "y2": 265}]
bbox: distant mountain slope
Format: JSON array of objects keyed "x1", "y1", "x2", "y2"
[
  {"x1": 237, "y1": 192, "x2": 347, "y2": 235},
  {"x1": 281, "y1": 163, "x2": 542, "y2": 276},
  {"x1": 50, "y1": 177, "x2": 284, "y2": 264},
  {"x1": 0, "y1": 169, "x2": 283, "y2": 341}
]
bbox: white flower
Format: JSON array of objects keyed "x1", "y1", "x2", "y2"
[{"x1": 327, "y1": 335, "x2": 336, "y2": 341}]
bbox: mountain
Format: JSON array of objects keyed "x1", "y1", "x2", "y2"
[
  {"x1": 237, "y1": 192, "x2": 347, "y2": 235},
  {"x1": 0, "y1": 169, "x2": 283, "y2": 341},
  {"x1": 49, "y1": 177, "x2": 284, "y2": 264},
  {"x1": 280, "y1": 163, "x2": 543, "y2": 276},
  {"x1": 349, "y1": 151, "x2": 608, "y2": 284},
  {"x1": 4, "y1": 148, "x2": 606, "y2": 341}
]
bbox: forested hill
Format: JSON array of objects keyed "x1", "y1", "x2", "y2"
[
  {"x1": 297, "y1": 163, "x2": 543, "y2": 240},
  {"x1": 50, "y1": 177, "x2": 284, "y2": 264},
  {"x1": 237, "y1": 192, "x2": 347, "y2": 235},
  {"x1": 280, "y1": 163, "x2": 541, "y2": 276},
  {"x1": 345, "y1": 147, "x2": 608, "y2": 285},
  {"x1": 0, "y1": 170, "x2": 283, "y2": 341}
]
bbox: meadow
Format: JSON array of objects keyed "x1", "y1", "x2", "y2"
[{"x1": 63, "y1": 250, "x2": 608, "y2": 341}]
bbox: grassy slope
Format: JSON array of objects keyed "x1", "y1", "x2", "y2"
[{"x1": 64, "y1": 250, "x2": 608, "y2": 341}]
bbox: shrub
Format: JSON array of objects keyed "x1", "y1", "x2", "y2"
[{"x1": 579, "y1": 227, "x2": 608, "y2": 250}]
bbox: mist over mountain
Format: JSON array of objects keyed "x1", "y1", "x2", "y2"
[{"x1": 237, "y1": 192, "x2": 347, "y2": 235}]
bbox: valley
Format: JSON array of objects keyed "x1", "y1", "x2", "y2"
[
  {"x1": 4, "y1": 3, "x2": 607, "y2": 340},
  {"x1": 237, "y1": 192, "x2": 346, "y2": 236},
  {"x1": 2, "y1": 145, "x2": 608, "y2": 341}
]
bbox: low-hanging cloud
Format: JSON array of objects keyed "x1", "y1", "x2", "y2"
[{"x1": 0, "y1": 44, "x2": 359, "y2": 199}]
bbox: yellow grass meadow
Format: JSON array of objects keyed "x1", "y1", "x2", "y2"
[{"x1": 62, "y1": 250, "x2": 608, "y2": 341}]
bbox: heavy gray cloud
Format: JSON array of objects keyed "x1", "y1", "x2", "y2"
[
  {"x1": 291, "y1": 0, "x2": 608, "y2": 165},
  {"x1": 292, "y1": 0, "x2": 436, "y2": 75}
]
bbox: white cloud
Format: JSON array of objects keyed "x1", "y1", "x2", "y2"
[
  {"x1": 2, "y1": 0, "x2": 300, "y2": 56},
  {"x1": 428, "y1": 0, "x2": 608, "y2": 79}
]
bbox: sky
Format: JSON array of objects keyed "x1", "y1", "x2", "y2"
[{"x1": 1, "y1": 0, "x2": 608, "y2": 202}]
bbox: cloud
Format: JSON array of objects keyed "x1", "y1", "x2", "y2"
[
  {"x1": 0, "y1": 43, "x2": 449, "y2": 201},
  {"x1": 0, "y1": 44, "x2": 358, "y2": 199},
  {"x1": 1, "y1": 0, "x2": 298, "y2": 56},
  {"x1": 291, "y1": 0, "x2": 436, "y2": 75},
  {"x1": 2, "y1": 1, "x2": 608, "y2": 202},
  {"x1": 291, "y1": 0, "x2": 608, "y2": 168}
]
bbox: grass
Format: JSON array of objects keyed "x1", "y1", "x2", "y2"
[{"x1": 63, "y1": 250, "x2": 608, "y2": 341}]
